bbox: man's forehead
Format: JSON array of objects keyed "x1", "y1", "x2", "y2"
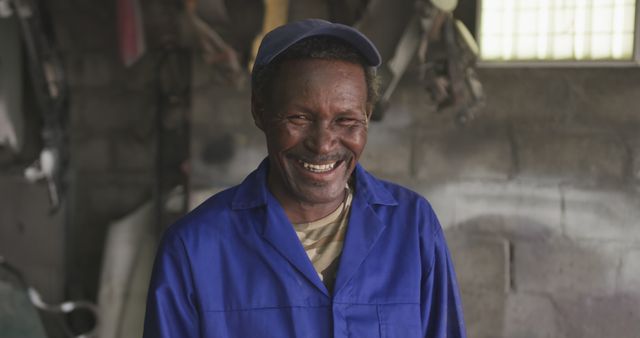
[
  {"x1": 270, "y1": 59, "x2": 370, "y2": 118},
  {"x1": 275, "y1": 58, "x2": 367, "y2": 91}
]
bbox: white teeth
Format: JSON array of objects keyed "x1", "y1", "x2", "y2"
[{"x1": 300, "y1": 161, "x2": 336, "y2": 173}]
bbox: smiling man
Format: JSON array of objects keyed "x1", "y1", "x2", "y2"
[{"x1": 144, "y1": 19, "x2": 466, "y2": 338}]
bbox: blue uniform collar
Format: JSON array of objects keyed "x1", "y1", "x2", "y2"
[
  {"x1": 231, "y1": 157, "x2": 397, "y2": 210},
  {"x1": 230, "y1": 157, "x2": 397, "y2": 297}
]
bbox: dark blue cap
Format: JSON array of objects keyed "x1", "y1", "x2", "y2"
[{"x1": 253, "y1": 19, "x2": 382, "y2": 70}]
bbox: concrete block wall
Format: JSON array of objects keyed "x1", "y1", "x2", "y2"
[
  {"x1": 191, "y1": 66, "x2": 640, "y2": 338},
  {"x1": 414, "y1": 68, "x2": 640, "y2": 338},
  {"x1": 47, "y1": 0, "x2": 173, "y2": 304}
]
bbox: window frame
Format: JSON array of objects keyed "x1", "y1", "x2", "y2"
[{"x1": 475, "y1": 0, "x2": 640, "y2": 67}]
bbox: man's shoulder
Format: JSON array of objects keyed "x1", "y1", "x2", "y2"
[
  {"x1": 163, "y1": 185, "x2": 242, "y2": 240},
  {"x1": 376, "y1": 177, "x2": 423, "y2": 200},
  {"x1": 357, "y1": 167, "x2": 431, "y2": 208},
  {"x1": 358, "y1": 169, "x2": 442, "y2": 240}
]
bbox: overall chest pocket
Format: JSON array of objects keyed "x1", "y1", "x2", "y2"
[{"x1": 377, "y1": 303, "x2": 422, "y2": 338}]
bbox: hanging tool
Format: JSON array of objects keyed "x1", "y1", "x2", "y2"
[{"x1": 8, "y1": 0, "x2": 68, "y2": 211}]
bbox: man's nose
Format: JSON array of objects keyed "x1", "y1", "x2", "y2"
[{"x1": 304, "y1": 122, "x2": 336, "y2": 155}]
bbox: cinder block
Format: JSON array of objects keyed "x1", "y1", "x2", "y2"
[
  {"x1": 502, "y1": 293, "x2": 558, "y2": 338},
  {"x1": 360, "y1": 124, "x2": 412, "y2": 178},
  {"x1": 514, "y1": 240, "x2": 619, "y2": 295},
  {"x1": 70, "y1": 88, "x2": 155, "y2": 132},
  {"x1": 65, "y1": 52, "x2": 115, "y2": 87},
  {"x1": 118, "y1": 56, "x2": 159, "y2": 92},
  {"x1": 71, "y1": 174, "x2": 151, "y2": 224},
  {"x1": 72, "y1": 136, "x2": 111, "y2": 172},
  {"x1": 113, "y1": 136, "x2": 154, "y2": 171},
  {"x1": 460, "y1": 290, "x2": 506, "y2": 338},
  {"x1": 423, "y1": 181, "x2": 563, "y2": 232},
  {"x1": 444, "y1": 214, "x2": 556, "y2": 243},
  {"x1": 462, "y1": 291, "x2": 563, "y2": 338},
  {"x1": 49, "y1": 3, "x2": 115, "y2": 51},
  {"x1": 553, "y1": 293, "x2": 640, "y2": 338},
  {"x1": 478, "y1": 68, "x2": 574, "y2": 122},
  {"x1": 478, "y1": 68, "x2": 640, "y2": 125},
  {"x1": 576, "y1": 69, "x2": 640, "y2": 124},
  {"x1": 414, "y1": 127, "x2": 513, "y2": 181},
  {"x1": 515, "y1": 130, "x2": 627, "y2": 183},
  {"x1": 563, "y1": 187, "x2": 640, "y2": 241},
  {"x1": 64, "y1": 51, "x2": 158, "y2": 91},
  {"x1": 86, "y1": 182, "x2": 150, "y2": 217},
  {"x1": 618, "y1": 249, "x2": 640, "y2": 293},
  {"x1": 446, "y1": 233, "x2": 510, "y2": 293}
]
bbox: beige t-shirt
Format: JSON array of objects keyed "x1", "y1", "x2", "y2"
[{"x1": 293, "y1": 188, "x2": 353, "y2": 293}]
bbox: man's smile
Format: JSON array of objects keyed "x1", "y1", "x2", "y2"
[
  {"x1": 296, "y1": 159, "x2": 343, "y2": 173},
  {"x1": 299, "y1": 160, "x2": 337, "y2": 173}
]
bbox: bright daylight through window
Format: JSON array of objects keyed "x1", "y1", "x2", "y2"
[{"x1": 479, "y1": 0, "x2": 637, "y2": 61}]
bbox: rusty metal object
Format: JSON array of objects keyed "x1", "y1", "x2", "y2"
[
  {"x1": 187, "y1": 1, "x2": 245, "y2": 87},
  {"x1": 188, "y1": 0, "x2": 264, "y2": 86},
  {"x1": 345, "y1": 0, "x2": 484, "y2": 122},
  {"x1": 351, "y1": 0, "x2": 416, "y2": 120},
  {"x1": 419, "y1": 4, "x2": 485, "y2": 124}
]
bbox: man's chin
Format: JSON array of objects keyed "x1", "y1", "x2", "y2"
[{"x1": 296, "y1": 185, "x2": 347, "y2": 205}]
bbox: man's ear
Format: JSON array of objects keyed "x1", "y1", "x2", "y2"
[{"x1": 251, "y1": 93, "x2": 265, "y2": 131}]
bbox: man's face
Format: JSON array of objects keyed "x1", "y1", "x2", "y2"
[{"x1": 257, "y1": 58, "x2": 370, "y2": 211}]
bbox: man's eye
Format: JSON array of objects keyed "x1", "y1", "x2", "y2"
[
  {"x1": 287, "y1": 115, "x2": 310, "y2": 124},
  {"x1": 336, "y1": 117, "x2": 360, "y2": 126}
]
